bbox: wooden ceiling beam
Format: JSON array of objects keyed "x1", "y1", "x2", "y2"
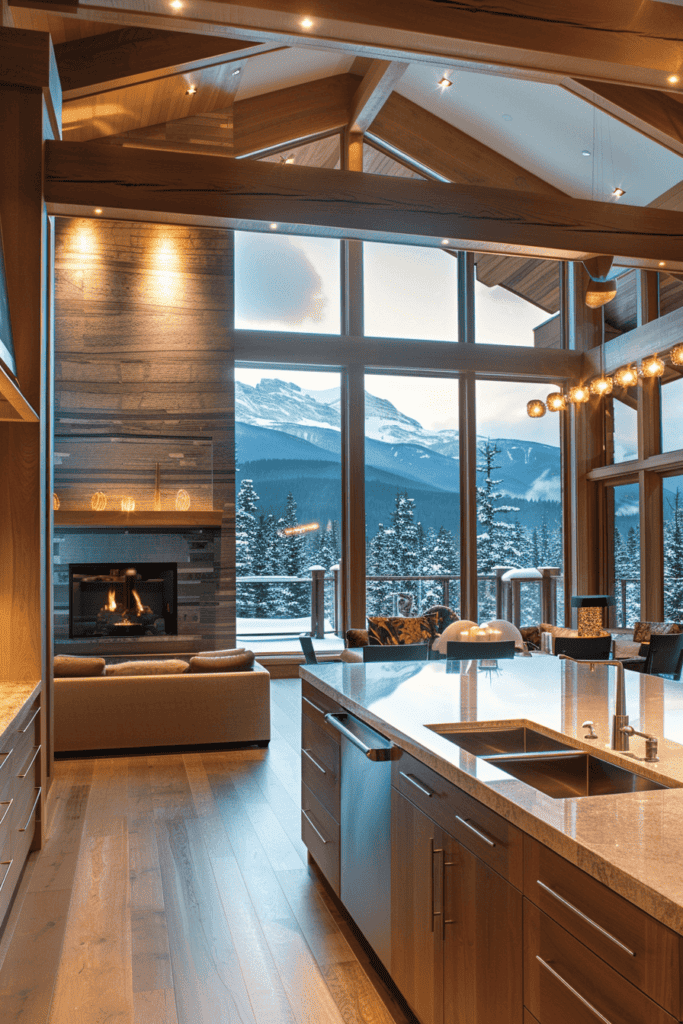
[
  {"x1": 370, "y1": 92, "x2": 566, "y2": 196},
  {"x1": 55, "y1": 27, "x2": 273, "y2": 99},
  {"x1": 43, "y1": 141, "x2": 683, "y2": 269},
  {"x1": 563, "y1": 78, "x2": 683, "y2": 157},
  {"x1": 349, "y1": 59, "x2": 408, "y2": 133},
  {"x1": 9, "y1": 0, "x2": 683, "y2": 89}
]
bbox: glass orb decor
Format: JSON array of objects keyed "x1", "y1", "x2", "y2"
[
  {"x1": 589, "y1": 375, "x2": 613, "y2": 396},
  {"x1": 614, "y1": 365, "x2": 638, "y2": 388},
  {"x1": 526, "y1": 399, "x2": 546, "y2": 418},
  {"x1": 121, "y1": 496, "x2": 135, "y2": 512},
  {"x1": 53, "y1": 493, "x2": 60, "y2": 511},
  {"x1": 568, "y1": 384, "x2": 590, "y2": 404},
  {"x1": 91, "y1": 491, "x2": 107, "y2": 511},
  {"x1": 546, "y1": 392, "x2": 567, "y2": 412},
  {"x1": 640, "y1": 353, "x2": 665, "y2": 377},
  {"x1": 175, "y1": 488, "x2": 191, "y2": 511},
  {"x1": 671, "y1": 343, "x2": 683, "y2": 366}
]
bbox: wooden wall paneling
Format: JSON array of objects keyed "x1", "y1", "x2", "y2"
[
  {"x1": 53, "y1": 218, "x2": 236, "y2": 650},
  {"x1": 636, "y1": 271, "x2": 663, "y2": 622}
]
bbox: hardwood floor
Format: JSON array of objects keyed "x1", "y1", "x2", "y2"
[{"x1": 0, "y1": 679, "x2": 413, "y2": 1024}]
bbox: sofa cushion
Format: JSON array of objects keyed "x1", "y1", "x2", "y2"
[
  {"x1": 540, "y1": 623, "x2": 579, "y2": 638},
  {"x1": 367, "y1": 614, "x2": 438, "y2": 646},
  {"x1": 197, "y1": 648, "x2": 246, "y2": 657},
  {"x1": 188, "y1": 651, "x2": 255, "y2": 673},
  {"x1": 633, "y1": 621, "x2": 682, "y2": 643},
  {"x1": 105, "y1": 659, "x2": 189, "y2": 676},
  {"x1": 54, "y1": 655, "x2": 105, "y2": 678}
]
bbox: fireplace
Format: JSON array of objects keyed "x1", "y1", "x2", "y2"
[{"x1": 69, "y1": 562, "x2": 177, "y2": 639}]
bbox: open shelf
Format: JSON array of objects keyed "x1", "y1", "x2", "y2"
[{"x1": 54, "y1": 510, "x2": 223, "y2": 528}]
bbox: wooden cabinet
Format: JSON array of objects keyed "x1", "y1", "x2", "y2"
[
  {"x1": 392, "y1": 784, "x2": 523, "y2": 1024},
  {"x1": 300, "y1": 684, "x2": 343, "y2": 894}
]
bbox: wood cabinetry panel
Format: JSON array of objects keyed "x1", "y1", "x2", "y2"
[
  {"x1": 301, "y1": 781, "x2": 339, "y2": 894},
  {"x1": 301, "y1": 714, "x2": 340, "y2": 821}
]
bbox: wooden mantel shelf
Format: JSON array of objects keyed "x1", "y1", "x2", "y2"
[{"x1": 54, "y1": 510, "x2": 223, "y2": 528}]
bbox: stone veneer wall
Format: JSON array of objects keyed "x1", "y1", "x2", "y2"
[{"x1": 53, "y1": 218, "x2": 235, "y2": 652}]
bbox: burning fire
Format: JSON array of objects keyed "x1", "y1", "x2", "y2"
[
  {"x1": 132, "y1": 589, "x2": 144, "y2": 615},
  {"x1": 105, "y1": 588, "x2": 117, "y2": 612}
]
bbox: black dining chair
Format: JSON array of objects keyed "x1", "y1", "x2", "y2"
[
  {"x1": 362, "y1": 643, "x2": 429, "y2": 663},
  {"x1": 640, "y1": 632, "x2": 683, "y2": 680},
  {"x1": 446, "y1": 640, "x2": 516, "y2": 661},
  {"x1": 299, "y1": 635, "x2": 318, "y2": 665},
  {"x1": 553, "y1": 635, "x2": 612, "y2": 660}
]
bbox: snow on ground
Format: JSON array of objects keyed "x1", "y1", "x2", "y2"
[{"x1": 236, "y1": 616, "x2": 342, "y2": 654}]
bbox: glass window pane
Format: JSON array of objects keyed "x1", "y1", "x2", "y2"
[
  {"x1": 234, "y1": 231, "x2": 341, "y2": 334},
  {"x1": 235, "y1": 366, "x2": 341, "y2": 652},
  {"x1": 363, "y1": 243, "x2": 458, "y2": 341},
  {"x1": 364, "y1": 375, "x2": 460, "y2": 617},
  {"x1": 476, "y1": 381, "x2": 563, "y2": 624},
  {"x1": 662, "y1": 377, "x2": 683, "y2": 452},
  {"x1": 613, "y1": 482, "x2": 640, "y2": 628},
  {"x1": 611, "y1": 393, "x2": 638, "y2": 462},
  {"x1": 664, "y1": 475, "x2": 683, "y2": 621},
  {"x1": 474, "y1": 256, "x2": 560, "y2": 348}
]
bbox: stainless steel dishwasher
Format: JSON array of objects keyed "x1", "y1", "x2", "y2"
[{"x1": 324, "y1": 711, "x2": 394, "y2": 971}]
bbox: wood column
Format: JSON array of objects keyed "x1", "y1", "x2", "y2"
[
  {"x1": 458, "y1": 252, "x2": 477, "y2": 620},
  {"x1": 340, "y1": 130, "x2": 366, "y2": 629},
  {"x1": 636, "y1": 270, "x2": 663, "y2": 621}
]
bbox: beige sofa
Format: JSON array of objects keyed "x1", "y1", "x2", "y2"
[{"x1": 54, "y1": 663, "x2": 271, "y2": 753}]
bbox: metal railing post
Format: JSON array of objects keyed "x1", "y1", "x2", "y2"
[
  {"x1": 621, "y1": 578, "x2": 627, "y2": 628},
  {"x1": 540, "y1": 567, "x2": 560, "y2": 625},
  {"x1": 310, "y1": 566, "x2": 326, "y2": 639},
  {"x1": 442, "y1": 576, "x2": 450, "y2": 607},
  {"x1": 331, "y1": 564, "x2": 341, "y2": 636}
]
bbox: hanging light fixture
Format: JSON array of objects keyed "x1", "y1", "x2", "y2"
[
  {"x1": 583, "y1": 255, "x2": 618, "y2": 308},
  {"x1": 526, "y1": 399, "x2": 546, "y2": 418},
  {"x1": 590, "y1": 374, "x2": 613, "y2": 396},
  {"x1": 640, "y1": 353, "x2": 665, "y2": 378},
  {"x1": 568, "y1": 384, "x2": 590, "y2": 404},
  {"x1": 671, "y1": 344, "x2": 683, "y2": 366},
  {"x1": 546, "y1": 391, "x2": 567, "y2": 412},
  {"x1": 614, "y1": 364, "x2": 638, "y2": 388}
]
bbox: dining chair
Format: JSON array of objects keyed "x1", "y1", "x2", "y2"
[
  {"x1": 362, "y1": 643, "x2": 429, "y2": 662},
  {"x1": 553, "y1": 635, "x2": 612, "y2": 660},
  {"x1": 446, "y1": 640, "x2": 516, "y2": 660},
  {"x1": 299, "y1": 635, "x2": 318, "y2": 665},
  {"x1": 641, "y1": 632, "x2": 683, "y2": 680}
]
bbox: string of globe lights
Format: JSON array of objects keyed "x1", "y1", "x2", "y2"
[{"x1": 526, "y1": 343, "x2": 683, "y2": 418}]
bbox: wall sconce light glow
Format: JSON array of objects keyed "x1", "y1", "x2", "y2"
[
  {"x1": 612, "y1": 187, "x2": 626, "y2": 198},
  {"x1": 186, "y1": 85, "x2": 197, "y2": 96},
  {"x1": 300, "y1": 17, "x2": 314, "y2": 28},
  {"x1": 659, "y1": 261, "x2": 666, "y2": 267},
  {"x1": 74, "y1": 221, "x2": 97, "y2": 256},
  {"x1": 641, "y1": 353, "x2": 665, "y2": 377},
  {"x1": 526, "y1": 399, "x2": 546, "y2": 418},
  {"x1": 546, "y1": 392, "x2": 567, "y2": 412},
  {"x1": 170, "y1": 0, "x2": 183, "y2": 8},
  {"x1": 589, "y1": 375, "x2": 613, "y2": 396},
  {"x1": 614, "y1": 364, "x2": 639, "y2": 388},
  {"x1": 269, "y1": 222, "x2": 278, "y2": 230},
  {"x1": 669, "y1": 74, "x2": 680, "y2": 84},
  {"x1": 438, "y1": 77, "x2": 452, "y2": 89},
  {"x1": 568, "y1": 384, "x2": 590, "y2": 404}
]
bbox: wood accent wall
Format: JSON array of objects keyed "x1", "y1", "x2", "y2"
[{"x1": 53, "y1": 217, "x2": 236, "y2": 650}]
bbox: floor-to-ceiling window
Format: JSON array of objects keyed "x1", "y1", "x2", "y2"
[
  {"x1": 612, "y1": 481, "x2": 641, "y2": 626},
  {"x1": 363, "y1": 242, "x2": 458, "y2": 341},
  {"x1": 664, "y1": 473, "x2": 683, "y2": 622}
]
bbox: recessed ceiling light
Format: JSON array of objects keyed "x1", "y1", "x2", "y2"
[
  {"x1": 659, "y1": 261, "x2": 666, "y2": 267},
  {"x1": 186, "y1": 85, "x2": 197, "y2": 96},
  {"x1": 270, "y1": 223, "x2": 278, "y2": 230},
  {"x1": 232, "y1": 68, "x2": 241, "y2": 76},
  {"x1": 582, "y1": 150, "x2": 591, "y2": 157},
  {"x1": 94, "y1": 208, "x2": 102, "y2": 215},
  {"x1": 502, "y1": 113, "x2": 512, "y2": 121},
  {"x1": 301, "y1": 17, "x2": 313, "y2": 28},
  {"x1": 438, "y1": 77, "x2": 452, "y2": 89},
  {"x1": 441, "y1": 239, "x2": 449, "y2": 245},
  {"x1": 285, "y1": 155, "x2": 295, "y2": 164},
  {"x1": 669, "y1": 74, "x2": 680, "y2": 84},
  {"x1": 612, "y1": 187, "x2": 626, "y2": 198}
]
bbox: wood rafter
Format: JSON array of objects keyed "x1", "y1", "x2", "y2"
[
  {"x1": 349, "y1": 59, "x2": 408, "y2": 133},
  {"x1": 43, "y1": 141, "x2": 683, "y2": 270},
  {"x1": 563, "y1": 78, "x2": 683, "y2": 158},
  {"x1": 9, "y1": 0, "x2": 683, "y2": 89}
]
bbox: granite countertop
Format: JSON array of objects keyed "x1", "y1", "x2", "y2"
[
  {"x1": 0, "y1": 680, "x2": 41, "y2": 741},
  {"x1": 301, "y1": 657, "x2": 683, "y2": 935}
]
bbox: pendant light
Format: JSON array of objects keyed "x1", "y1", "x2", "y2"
[
  {"x1": 671, "y1": 344, "x2": 683, "y2": 367},
  {"x1": 614, "y1": 364, "x2": 638, "y2": 388},
  {"x1": 526, "y1": 399, "x2": 546, "y2": 418},
  {"x1": 546, "y1": 391, "x2": 567, "y2": 412},
  {"x1": 640, "y1": 353, "x2": 665, "y2": 377}
]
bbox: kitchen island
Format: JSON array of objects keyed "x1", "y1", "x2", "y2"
[{"x1": 300, "y1": 657, "x2": 683, "y2": 1024}]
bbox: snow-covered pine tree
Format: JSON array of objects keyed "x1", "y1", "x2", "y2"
[
  {"x1": 251, "y1": 512, "x2": 278, "y2": 618},
  {"x1": 421, "y1": 526, "x2": 459, "y2": 609},
  {"x1": 476, "y1": 440, "x2": 520, "y2": 574},
  {"x1": 665, "y1": 489, "x2": 683, "y2": 621},
  {"x1": 391, "y1": 491, "x2": 421, "y2": 611},
  {"x1": 531, "y1": 528, "x2": 541, "y2": 567},
  {"x1": 235, "y1": 479, "x2": 260, "y2": 616},
  {"x1": 278, "y1": 492, "x2": 308, "y2": 616}
]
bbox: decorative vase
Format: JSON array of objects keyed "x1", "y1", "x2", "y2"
[
  {"x1": 53, "y1": 493, "x2": 60, "y2": 511},
  {"x1": 175, "y1": 488, "x2": 191, "y2": 511},
  {"x1": 91, "y1": 491, "x2": 107, "y2": 511},
  {"x1": 121, "y1": 496, "x2": 135, "y2": 512}
]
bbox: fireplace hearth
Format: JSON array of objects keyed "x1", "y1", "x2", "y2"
[{"x1": 69, "y1": 562, "x2": 177, "y2": 639}]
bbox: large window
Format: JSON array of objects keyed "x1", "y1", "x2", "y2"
[
  {"x1": 611, "y1": 392, "x2": 638, "y2": 462},
  {"x1": 664, "y1": 474, "x2": 683, "y2": 621},
  {"x1": 234, "y1": 231, "x2": 341, "y2": 334},
  {"x1": 364, "y1": 374, "x2": 460, "y2": 617},
  {"x1": 476, "y1": 380, "x2": 563, "y2": 622},
  {"x1": 363, "y1": 243, "x2": 458, "y2": 341},
  {"x1": 662, "y1": 377, "x2": 683, "y2": 453},
  {"x1": 612, "y1": 482, "x2": 640, "y2": 627},
  {"x1": 234, "y1": 366, "x2": 341, "y2": 646},
  {"x1": 474, "y1": 256, "x2": 560, "y2": 348}
]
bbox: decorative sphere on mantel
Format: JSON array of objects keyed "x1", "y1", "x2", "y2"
[
  {"x1": 91, "y1": 491, "x2": 107, "y2": 511},
  {"x1": 175, "y1": 489, "x2": 191, "y2": 511}
]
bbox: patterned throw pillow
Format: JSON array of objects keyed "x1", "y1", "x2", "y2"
[
  {"x1": 346, "y1": 629, "x2": 370, "y2": 648},
  {"x1": 367, "y1": 615, "x2": 438, "y2": 647},
  {"x1": 633, "y1": 621, "x2": 683, "y2": 643}
]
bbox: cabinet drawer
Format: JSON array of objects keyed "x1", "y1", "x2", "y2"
[
  {"x1": 524, "y1": 836, "x2": 680, "y2": 1017},
  {"x1": 393, "y1": 749, "x2": 523, "y2": 888},
  {"x1": 524, "y1": 901, "x2": 677, "y2": 1024},
  {"x1": 301, "y1": 682, "x2": 344, "y2": 739},
  {"x1": 301, "y1": 782, "x2": 340, "y2": 894},
  {"x1": 301, "y1": 715, "x2": 340, "y2": 820}
]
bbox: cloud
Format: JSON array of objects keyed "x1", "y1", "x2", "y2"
[
  {"x1": 524, "y1": 469, "x2": 561, "y2": 502},
  {"x1": 235, "y1": 234, "x2": 327, "y2": 325}
]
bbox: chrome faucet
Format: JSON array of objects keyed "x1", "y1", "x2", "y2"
[{"x1": 558, "y1": 656, "x2": 630, "y2": 752}]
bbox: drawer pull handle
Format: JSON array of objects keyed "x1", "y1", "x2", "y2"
[
  {"x1": 17, "y1": 745, "x2": 41, "y2": 779},
  {"x1": 18, "y1": 708, "x2": 40, "y2": 734},
  {"x1": 302, "y1": 809, "x2": 329, "y2": 845},
  {"x1": 302, "y1": 748, "x2": 327, "y2": 774},
  {"x1": 0, "y1": 749, "x2": 13, "y2": 773},
  {"x1": 303, "y1": 696, "x2": 328, "y2": 716},
  {"x1": 536, "y1": 955, "x2": 614, "y2": 1024},
  {"x1": 399, "y1": 771, "x2": 434, "y2": 798},
  {"x1": 455, "y1": 815, "x2": 496, "y2": 848},
  {"x1": 0, "y1": 860, "x2": 13, "y2": 895},
  {"x1": 18, "y1": 788, "x2": 41, "y2": 832},
  {"x1": 0, "y1": 799, "x2": 13, "y2": 827},
  {"x1": 537, "y1": 880, "x2": 636, "y2": 957}
]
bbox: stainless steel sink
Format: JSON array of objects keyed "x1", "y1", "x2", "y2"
[
  {"x1": 427, "y1": 725, "x2": 572, "y2": 757},
  {"x1": 483, "y1": 750, "x2": 667, "y2": 798}
]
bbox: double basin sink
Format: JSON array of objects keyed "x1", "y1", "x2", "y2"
[{"x1": 427, "y1": 725, "x2": 668, "y2": 799}]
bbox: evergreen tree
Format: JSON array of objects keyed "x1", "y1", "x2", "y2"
[
  {"x1": 476, "y1": 440, "x2": 520, "y2": 574},
  {"x1": 391, "y1": 491, "x2": 421, "y2": 611},
  {"x1": 277, "y1": 492, "x2": 308, "y2": 615},
  {"x1": 235, "y1": 479, "x2": 260, "y2": 616},
  {"x1": 665, "y1": 489, "x2": 683, "y2": 620},
  {"x1": 421, "y1": 526, "x2": 458, "y2": 608},
  {"x1": 531, "y1": 528, "x2": 540, "y2": 567},
  {"x1": 251, "y1": 512, "x2": 278, "y2": 617}
]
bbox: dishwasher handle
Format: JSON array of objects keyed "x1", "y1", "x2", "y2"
[{"x1": 324, "y1": 713, "x2": 394, "y2": 761}]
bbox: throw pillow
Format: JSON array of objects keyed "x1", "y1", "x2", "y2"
[
  {"x1": 105, "y1": 659, "x2": 190, "y2": 676},
  {"x1": 346, "y1": 629, "x2": 369, "y2": 648},
  {"x1": 54, "y1": 655, "x2": 105, "y2": 678},
  {"x1": 367, "y1": 614, "x2": 438, "y2": 647},
  {"x1": 188, "y1": 651, "x2": 255, "y2": 673},
  {"x1": 633, "y1": 621, "x2": 682, "y2": 643}
]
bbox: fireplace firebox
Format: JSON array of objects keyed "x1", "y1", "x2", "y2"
[{"x1": 69, "y1": 562, "x2": 178, "y2": 639}]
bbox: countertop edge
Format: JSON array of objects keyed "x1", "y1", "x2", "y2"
[{"x1": 0, "y1": 680, "x2": 42, "y2": 744}]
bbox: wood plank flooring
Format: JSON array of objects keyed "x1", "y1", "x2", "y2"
[{"x1": 0, "y1": 679, "x2": 413, "y2": 1024}]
